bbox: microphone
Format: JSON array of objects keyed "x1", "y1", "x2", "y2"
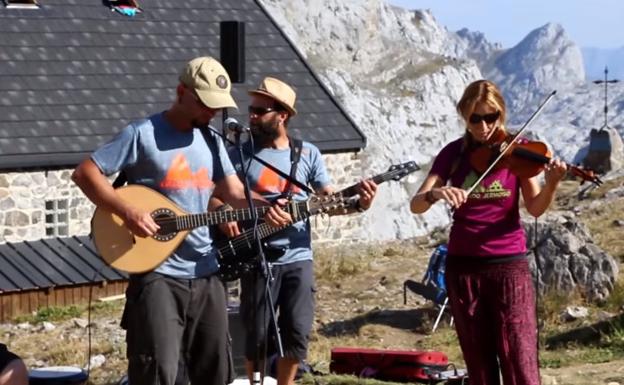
[{"x1": 224, "y1": 117, "x2": 250, "y2": 133}]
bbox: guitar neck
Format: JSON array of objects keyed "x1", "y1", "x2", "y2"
[
  {"x1": 338, "y1": 172, "x2": 398, "y2": 197},
  {"x1": 174, "y1": 207, "x2": 262, "y2": 231},
  {"x1": 216, "y1": 162, "x2": 419, "y2": 260},
  {"x1": 221, "y1": 170, "x2": 401, "y2": 248},
  {"x1": 218, "y1": 206, "x2": 311, "y2": 253},
  {"x1": 175, "y1": 201, "x2": 308, "y2": 232}
]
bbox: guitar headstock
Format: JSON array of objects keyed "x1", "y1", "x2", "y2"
[
  {"x1": 307, "y1": 194, "x2": 351, "y2": 215},
  {"x1": 385, "y1": 161, "x2": 420, "y2": 181}
]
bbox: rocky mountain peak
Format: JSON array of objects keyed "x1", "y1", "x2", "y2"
[
  {"x1": 456, "y1": 27, "x2": 503, "y2": 62},
  {"x1": 486, "y1": 23, "x2": 585, "y2": 114},
  {"x1": 259, "y1": 0, "x2": 624, "y2": 240}
]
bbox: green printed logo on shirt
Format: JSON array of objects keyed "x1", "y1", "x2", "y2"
[{"x1": 462, "y1": 170, "x2": 512, "y2": 200}]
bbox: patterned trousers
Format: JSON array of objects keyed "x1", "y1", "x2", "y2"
[{"x1": 445, "y1": 256, "x2": 540, "y2": 385}]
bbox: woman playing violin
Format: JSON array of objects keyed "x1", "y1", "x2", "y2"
[{"x1": 410, "y1": 80, "x2": 566, "y2": 385}]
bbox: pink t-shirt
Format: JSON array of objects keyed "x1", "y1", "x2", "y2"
[{"x1": 430, "y1": 138, "x2": 527, "y2": 257}]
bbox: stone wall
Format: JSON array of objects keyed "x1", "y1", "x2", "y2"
[
  {"x1": 311, "y1": 152, "x2": 368, "y2": 244},
  {"x1": 0, "y1": 151, "x2": 371, "y2": 245},
  {"x1": 0, "y1": 169, "x2": 95, "y2": 243}
]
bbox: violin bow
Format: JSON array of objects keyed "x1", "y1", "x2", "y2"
[{"x1": 465, "y1": 90, "x2": 557, "y2": 196}]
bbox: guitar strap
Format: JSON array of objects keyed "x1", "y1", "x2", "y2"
[
  {"x1": 242, "y1": 138, "x2": 312, "y2": 195},
  {"x1": 112, "y1": 170, "x2": 127, "y2": 188},
  {"x1": 282, "y1": 137, "x2": 304, "y2": 200},
  {"x1": 204, "y1": 129, "x2": 311, "y2": 198}
]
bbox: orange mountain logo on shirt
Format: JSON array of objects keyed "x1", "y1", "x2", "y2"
[
  {"x1": 160, "y1": 153, "x2": 215, "y2": 190},
  {"x1": 255, "y1": 166, "x2": 301, "y2": 195}
]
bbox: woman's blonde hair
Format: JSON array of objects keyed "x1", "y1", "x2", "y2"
[{"x1": 457, "y1": 80, "x2": 507, "y2": 144}]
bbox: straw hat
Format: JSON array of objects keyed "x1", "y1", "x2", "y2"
[{"x1": 248, "y1": 77, "x2": 297, "y2": 116}]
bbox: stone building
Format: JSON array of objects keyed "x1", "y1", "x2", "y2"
[{"x1": 0, "y1": 0, "x2": 367, "y2": 319}]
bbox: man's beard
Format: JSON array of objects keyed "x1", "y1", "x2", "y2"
[{"x1": 250, "y1": 117, "x2": 280, "y2": 142}]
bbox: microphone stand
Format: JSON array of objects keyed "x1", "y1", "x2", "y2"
[{"x1": 234, "y1": 131, "x2": 284, "y2": 385}]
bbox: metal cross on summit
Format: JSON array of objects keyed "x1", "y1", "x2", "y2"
[{"x1": 593, "y1": 66, "x2": 620, "y2": 130}]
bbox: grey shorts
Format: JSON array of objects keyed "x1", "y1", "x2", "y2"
[
  {"x1": 240, "y1": 260, "x2": 315, "y2": 361},
  {"x1": 122, "y1": 272, "x2": 232, "y2": 385}
]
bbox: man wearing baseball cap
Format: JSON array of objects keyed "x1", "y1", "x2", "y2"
[
  {"x1": 72, "y1": 57, "x2": 287, "y2": 385},
  {"x1": 211, "y1": 76, "x2": 378, "y2": 385}
]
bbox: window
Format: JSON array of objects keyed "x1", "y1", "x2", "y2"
[
  {"x1": 3, "y1": 0, "x2": 40, "y2": 9},
  {"x1": 45, "y1": 199, "x2": 69, "y2": 237}
]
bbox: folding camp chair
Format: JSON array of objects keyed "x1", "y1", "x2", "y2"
[{"x1": 403, "y1": 244, "x2": 453, "y2": 332}]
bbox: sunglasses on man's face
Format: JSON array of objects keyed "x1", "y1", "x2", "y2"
[
  {"x1": 248, "y1": 105, "x2": 278, "y2": 116},
  {"x1": 468, "y1": 111, "x2": 500, "y2": 124}
]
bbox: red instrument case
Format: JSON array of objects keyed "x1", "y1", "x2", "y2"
[{"x1": 330, "y1": 347, "x2": 449, "y2": 383}]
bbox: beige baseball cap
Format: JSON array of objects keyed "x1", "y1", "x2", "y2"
[
  {"x1": 179, "y1": 56, "x2": 238, "y2": 109},
  {"x1": 248, "y1": 77, "x2": 297, "y2": 116}
]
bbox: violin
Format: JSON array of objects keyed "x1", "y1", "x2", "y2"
[
  {"x1": 462, "y1": 91, "x2": 602, "y2": 197},
  {"x1": 469, "y1": 129, "x2": 603, "y2": 186}
]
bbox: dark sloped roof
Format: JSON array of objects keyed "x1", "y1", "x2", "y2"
[
  {"x1": 0, "y1": 236, "x2": 126, "y2": 293},
  {"x1": 0, "y1": 0, "x2": 365, "y2": 170}
]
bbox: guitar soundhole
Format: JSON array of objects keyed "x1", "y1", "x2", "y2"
[{"x1": 152, "y1": 208, "x2": 178, "y2": 242}]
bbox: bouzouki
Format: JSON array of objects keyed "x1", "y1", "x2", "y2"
[
  {"x1": 217, "y1": 161, "x2": 420, "y2": 281},
  {"x1": 91, "y1": 185, "x2": 305, "y2": 273}
]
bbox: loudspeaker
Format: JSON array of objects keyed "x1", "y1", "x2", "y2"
[{"x1": 220, "y1": 21, "x2": 245, "y2": 84}]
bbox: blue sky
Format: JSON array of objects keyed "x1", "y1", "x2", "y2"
[{"x1": 388, "y1": 0, "x2": 624, "y2": 49}]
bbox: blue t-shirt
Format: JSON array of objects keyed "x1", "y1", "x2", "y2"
[
  {"x1": 229, "y1": 141, "x2": 330, "y2": 264},
  {"x1": 91, "y1": 112, "x2": 235, "y2": 278}
]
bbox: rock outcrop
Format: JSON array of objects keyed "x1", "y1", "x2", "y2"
[{"x1": 523, "y1": 212, "x2": 619, "y2": 302}]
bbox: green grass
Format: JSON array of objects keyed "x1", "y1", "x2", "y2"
[
  {"x1": 315, "y1": 245, "x2": 375, "y2": 283},
  {"x1": 539, "y1": 346, "x2": 623, "y2": 369},
  {"x1": 301, "y1": 373, "x2": 403, "y2": 385},
  {"x1": 602, "y1": 280, "x2": 624, "y2": 313},
  {"x1": 13, "y1": 300, "x2": 124, "y2": 324},
  {"x1": 14, "y1": 305, "x2": 82, "y2": 323}
]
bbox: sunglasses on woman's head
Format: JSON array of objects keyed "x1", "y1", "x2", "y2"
[{"x1": 469, "y1": 111, "x2": 500, "y2": 124}]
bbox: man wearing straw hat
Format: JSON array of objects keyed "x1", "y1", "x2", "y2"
[
  {"x1": 212, "y1": 77, "x2": 377, "y2": 385},
  {"x1": 72, "y1": 58, "x2": 289, "y2": 385}
]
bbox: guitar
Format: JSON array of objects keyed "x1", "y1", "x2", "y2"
[
  {"x1": 91, "y1": 185, "x2": 303, "y2": 273},
  {"x1": 216, "y1": 161, "x2": 420, "y2": 281}
]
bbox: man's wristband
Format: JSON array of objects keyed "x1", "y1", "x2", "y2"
[{"x1": 425, "y1": 190, "x2": 438, "y2": 204}]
